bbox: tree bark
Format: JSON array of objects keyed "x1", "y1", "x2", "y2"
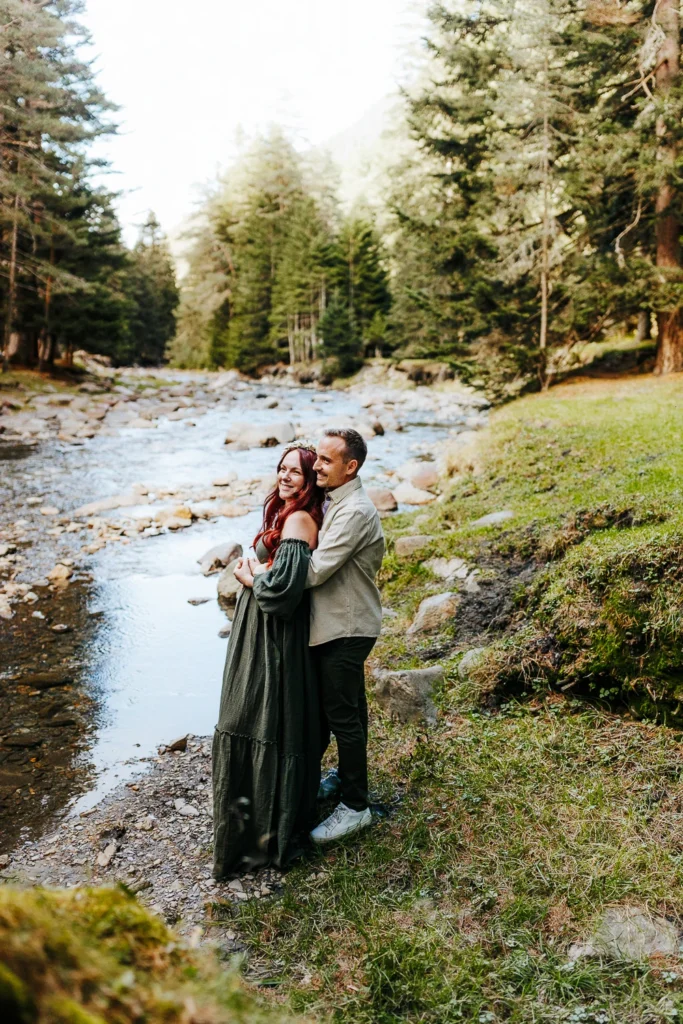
[
  {"x1": 637, "y1": 310, "x2": 652, "y2": 341},
  {"x1": 2, "y1": 193, "x2": 19, "y2": 371},
  {"x1": 654, "y1": 0, "x2": 683, "y2": 374}
]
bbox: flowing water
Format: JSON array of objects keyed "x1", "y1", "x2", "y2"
[{"x1": 1, "y1": 378, "x2": 476, "y2": 842}]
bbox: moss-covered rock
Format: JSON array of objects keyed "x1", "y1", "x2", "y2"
[{"x1": 0, "y1": 886, "x2": 295, "y2": 1024}]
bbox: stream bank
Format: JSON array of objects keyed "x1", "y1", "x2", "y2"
[{"x1": 0, "y1": 364, "x2": 487, "y2": 858}]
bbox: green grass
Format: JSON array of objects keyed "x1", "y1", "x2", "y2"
[
  {"x1": 225, "y1": 374, "x2": 683, "y2": 1023},
  {"x1": 381, "y1": 375, "x2": 683, "y2": 715}
]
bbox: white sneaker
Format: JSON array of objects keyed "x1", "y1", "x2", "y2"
[{"x1": 310, "y1": 802, "x2": 372, "y2": 845}]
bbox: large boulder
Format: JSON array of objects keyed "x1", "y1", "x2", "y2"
[
  {"x1": 198, "y1": 542, "x2": 243, "y2": 576},
  {"x1": 408, "y1": 592, "x2": 459, "y2": 634},
  {"x1": 395, "y1": 535, "x2": 434, "y2": 558},
  {"x1": 217, "y1": 558, "x2": 243, "y2": 605},
  {"x1": 224, "y1": 421, "x2": 295, "y2": 448},
  {"x1": 393, "y1": 481, "x2": 437, "y2": 506},
  {"x1": 367, "y1": 488, "x2": 398, "y2": 513},
  {"x1": 374, "y1": 666, "x2": 442, "y2": 726}
]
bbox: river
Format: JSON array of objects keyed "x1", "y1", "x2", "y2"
[{"x1": 0, "y1": 369, "x2": 486, "y2": 851}]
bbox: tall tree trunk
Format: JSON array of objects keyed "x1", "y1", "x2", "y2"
[
  {"x1": 2, "y1": 194, "x2": 19, "y2": 372},
  {"x1": 637, "y1": 310, "x2": 652, "y2": 341},
  {"x1": 654, "y1": 0, "x2": 683, "y2": 374},
  {"x1": 540, "y1": 53, "x2": 550, "y2": 360}
]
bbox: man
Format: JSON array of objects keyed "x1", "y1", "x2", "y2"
[{"x1": 306, "y1": 427, "x2": 385, "y2": 844}]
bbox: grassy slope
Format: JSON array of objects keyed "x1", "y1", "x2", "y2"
[{"x1": 228, "y1": 375, "x2": 683, "y2": 1023}]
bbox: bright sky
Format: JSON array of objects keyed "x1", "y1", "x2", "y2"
[{"x1": 80, "y1": 0, "x2": 426, "y2": 245}]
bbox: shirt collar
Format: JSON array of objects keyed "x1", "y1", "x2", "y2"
[{"x1": 327, "y1": 476, "x2": 362, "y2": 505}]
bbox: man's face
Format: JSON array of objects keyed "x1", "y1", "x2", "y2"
[{"x1": 314, "y1": 436, "x2": 358, "y2": 490}]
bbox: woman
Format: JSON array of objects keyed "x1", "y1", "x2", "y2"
[{"x1": 212, "y1": 442, "x2": 324, "y2": 878}]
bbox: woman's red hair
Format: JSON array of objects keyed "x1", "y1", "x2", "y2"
[{"x1": 254, "y1": 447, "x2": 324, "y2": 560}]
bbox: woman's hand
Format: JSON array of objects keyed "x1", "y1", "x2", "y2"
[
  {"x1": 248, "y1": 559, "x2": 269, "y2": 577},
  {"x1": 233, "y1": 557, "x2": 254, "y2": 589}
]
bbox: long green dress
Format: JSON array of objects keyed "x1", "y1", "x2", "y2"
[{"x1": 212, "y1": 537, "x2": 320, "y2": 878}]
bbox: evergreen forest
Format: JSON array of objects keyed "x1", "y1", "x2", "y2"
[{"x1": 4, "y1": 0, "x2": 683, "y2": 388}]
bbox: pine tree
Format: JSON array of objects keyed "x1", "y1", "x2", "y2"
[
  {"x1": 124, "y1": 213, "x2": 179, "y2": 365},
  {"x1": 319, "y1": 294, "x2": 362, "y2": 376},
  {"x1": 0, "y1": 0, "x2": 119, "y2": 369},
  {"x1": 172, "y1": 129, "x2": 344, "y2": 373},
  {"x1": 336, "y1": 215, "x2": 391, "y2": 355}
]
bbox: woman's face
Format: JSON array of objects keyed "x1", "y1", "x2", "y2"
[{"x1": 278, "y1": 450, "x2": 305, "y2": 502}]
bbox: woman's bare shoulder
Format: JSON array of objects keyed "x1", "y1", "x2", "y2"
[{"x1": 281, "y1": 511, "x2": 319, "y2": 547}]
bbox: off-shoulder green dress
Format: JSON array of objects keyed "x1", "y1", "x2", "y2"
[{"x1": 212, "y1": 537, "x2": 320, "y2": 878}]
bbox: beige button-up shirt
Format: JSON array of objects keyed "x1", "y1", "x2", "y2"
[{"x1": 306, "y1": 476, "x2": 385, "y2": 647}]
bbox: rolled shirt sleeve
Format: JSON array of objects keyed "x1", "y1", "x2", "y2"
[{"x1": 306, "y1": 507, "x2": 368, "y2": 589}]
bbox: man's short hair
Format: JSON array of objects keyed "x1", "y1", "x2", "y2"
[{"x1": 323, "y1": 427, "x2": 367, "y2": 469}]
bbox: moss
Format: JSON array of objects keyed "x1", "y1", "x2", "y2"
[
  {"x1": 0, "y1": 887, "x2": 296, "y2": 1024},
  {"x1": 0, "y1": 962, "x2": 33, "y2": 1023}
]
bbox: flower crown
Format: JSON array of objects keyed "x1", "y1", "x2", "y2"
[{"x1": 282, "y1": 440, "x2": 317, "y2": 456}]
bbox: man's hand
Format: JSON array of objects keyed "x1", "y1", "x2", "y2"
[{"x1": 233, "y1": 557, "x2": 254, "y2": 588}]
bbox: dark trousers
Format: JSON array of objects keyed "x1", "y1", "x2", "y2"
[{"x1": 314, "y1": 636, "x2": 377, "y2": 812}]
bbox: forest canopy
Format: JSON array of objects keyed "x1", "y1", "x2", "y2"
[{"x1": 3, "y1": 0, "x2": 683, "y2": 387}]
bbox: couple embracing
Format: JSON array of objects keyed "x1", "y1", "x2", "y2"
[{"x1": 212, "y1": 427, "x2": 385, "y2": 878}]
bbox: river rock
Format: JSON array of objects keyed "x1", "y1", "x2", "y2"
[
  {"x1": 212, "y1": 472, "x2": 238, "y2": 487},
  {"x1": 4, "y1": 733, "x2": 43, "y2": 748},
  {"x1": 72, "y1": 494, "x2": 142, "y2": 517},
  {"x1": 427, "y1": 557, "x2": 468, "y2": 579},
  {"x1": 166, "y1": 735, "x2": 188, "y2": 753},
  {"x1": 367, "y1": 488, "x2": 398, "y2": 512},
  {"x1": 178, "y1": 803, "x2": 200, "y2": 817},
  {"x1": 392, "y1": 481, "x2": 437, "y2": 506},
  {"x1": 19, "y1": 671, "x2": 73, "y2": 689},
  {"x1": 213, "y1": 502, "x2": 250, "y2": 519},
  {"x1": 373, "y1": 666, "x2": 442, "y2": 726},
  {"x1": 47, "y1": 563, "x2": 73, "y2": 583},
  {"x1": 396, "y1": 460, "x2": 440, "y2": 491},
  {"x1": 96, "y1": 842, "x2": 117, "y2": 868},
  {"x1": 0, "y1": 596, "x2": 13, "y2": 620},
  {"x1": 395, "y1": 535, "x2": 434, "y2": 558},
  {"x1": 568, "y1": 906, "x2": 680, "y2": 962},
  {"x1": 198, "y1": 541, "x2": 243, "y2": 576},
  {"x1": 217, "y1": 559, "x2": 242, "y2": 604},
  {"x1": 39, "y1": 506, "x2": 59, "y2": 516},
  {"x1": 458, "y1": 647, "x2": 488, "y2": 680},
  {"x1": 224, "y1": 420, "x2": 295, "y2": 447},
  {"x1": 188, "y1": 596, "x2": 210, "y2": 606},
  {"x1": 156, "y1": 506, "x2": 193, "y2": 530},
  {"x1": 408, "y1": 592, "x2": 459, "y2": 634},
  {"x1": 472, "y1": 510, "x2": 515, "y2": 528}
]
